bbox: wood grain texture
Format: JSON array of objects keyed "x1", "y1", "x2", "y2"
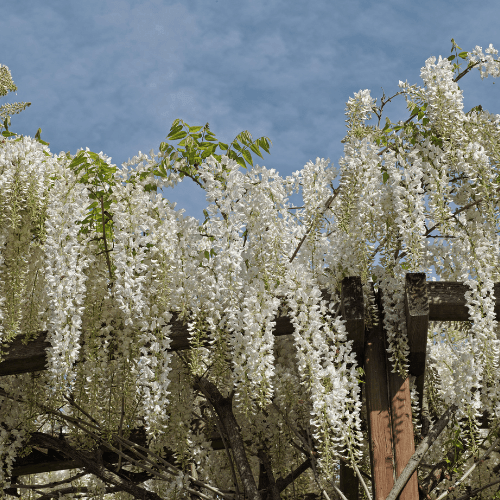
[{"x1": 364, "y1": 289, "x2": 395, "y2": 500}]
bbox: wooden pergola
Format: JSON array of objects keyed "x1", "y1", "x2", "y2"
[{"x1": 1, "y1": 273, "x2": 494, "y2": 499}]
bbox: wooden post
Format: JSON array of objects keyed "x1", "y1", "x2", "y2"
[
  {"x1": 387, "y1": 371, "x2": 418, "y2": 500},
  {"x1": 386, "y1": 273, "x2": 428, "y2": 499},
  {"x1": 339, "y1": 276, "x2": 364, "y2": 500},
  {"x1": 406, "y1": 273, "x2": 429, "y2": 414},
  {"x1": 364, "y1": 285, "x2": 395, "y2": 499},
  {"x1": 386, "y1": 273, "x2": 428, "y2": 500}
]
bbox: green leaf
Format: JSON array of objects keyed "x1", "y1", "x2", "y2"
[
  {"x1": 383, "y1": 172, "x2": 389, "y2": 184},
  {"x1": 382, "y1": 117, "x2": 391, "y2": 132},
  {"x1": 188, "y1": 132, "x2": 203, "y2": 141},
  {"x1": 204, "y1": 131, "x2": 217, "y2": 141},
  {"x1": 168, "y1": 130, "x2": 188, "y2": 141},
  {"x1": 204, "y1": 250, "x2": 210, "y2": 260},
  {"x1": 447, "y1": 55, "x2": 456, "y2": 61},
  {"x1": 241, "y1": 148, "x2": 253, "y2": 167},
  {"x1": 188, "y1": 125, "x2": 203, "y2": 133},
  {"x1": 422, "y1": 118, "x2": 430, "y2": 126},
  {"x1": 231, "y1": 142, "x2": 243, "y2": 153},
  {"x1": 1, "y1": 130, "x2": 17, "y2": 138},
  {"x1": 458, "y1": 51, "x2": 468, "y2": 59},
  {"x1": 218, "y1": 142, "x2": 229, "y2": 151},
  {"x1": 249, "y1": 142, "x2": 264, "y2": 159},
  {"x1": 234, "y1": 156, "x2": 246, "y2": 169},
  {"x1": 258, "y1": 137, "x2": 271, "y2": 154}
]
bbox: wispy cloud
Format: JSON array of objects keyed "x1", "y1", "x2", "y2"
[{"x1": 1, "y1": 0, "x2": 498, "y2": 221}]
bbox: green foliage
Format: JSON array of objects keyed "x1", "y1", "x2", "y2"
[
  {"x1": 67, "y1": 150, "x2": 118, "y2": 280},
  {"x1": 155, "y1": 119, "x2": 272, "y2": 188},
  {"x1": 0, "y1": 64, "x2": 31, "y2": 125}
]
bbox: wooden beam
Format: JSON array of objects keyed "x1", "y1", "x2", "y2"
[
  {"x1": 3, "y1": 281, "x2": 500, "y2": 377},
  {"x1": 12, "y1": 427, "x2": 224, "y2": 476},
  {"x1": 0, "y1": 291, "x2": 339, "y2": 377},
  {"x1": 0, "y1": 313, "x2": 307, "y2": 377},
  {"x1": 427, "y1": 281, "x2": 500, "y2": 321},
  {"x1": 364, "y1": 287, "x2": 394, "y2": 499}
]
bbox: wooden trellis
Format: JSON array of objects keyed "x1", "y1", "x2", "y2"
[{"x1": 1, "y1": 273, "x2": 496, "y2": 499}]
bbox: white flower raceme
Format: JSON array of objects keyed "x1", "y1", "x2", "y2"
[
  {"x1": 0, "y1": 42, "x2": 498, "y2": 496},
  {"x1": 0, "y1": 136, "x2": 54, "y2": 350},
  {"x1": 43, "y1": 158, "x2": 92, "y2": 394},
  {"x1": 468, "y1": 44, "x2": 500, "y2": 79},
  {"x1": 284, "y1": 263, "x2": 363, "y2": 475}
]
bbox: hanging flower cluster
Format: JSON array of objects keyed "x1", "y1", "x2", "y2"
[{"x1": 0, "y1": 41, "x2": 499, "y2": 498}]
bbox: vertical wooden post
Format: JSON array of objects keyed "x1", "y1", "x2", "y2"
[
  {"x1": 364, "y1": 286, "x2": 395, "y2": 499},
  {"x1": 387, "y1": 273, "x2": 428, "y2": 500},
  {"x1": 340, "y1": 276, "x2": 365, "y2": 500},
  {"x1": 387, "y1": 370, "x2": 418, "y2": 500}
]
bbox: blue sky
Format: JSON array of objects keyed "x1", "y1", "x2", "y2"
[{"x1": 1, "y1": 0, "x2": 499, "y2": 223}]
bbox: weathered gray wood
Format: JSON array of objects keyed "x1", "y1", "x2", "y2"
[
  {"x1": 405, "y1": 273, "x2": 429, "y2": 378},
  {"x1": 364, "y1": 288, "x2": 395, "y2": 499},
  {"x1": 0, "y1": 291, "x2": 332, "y2": 377},
  {"x1": 427, "y1": 281, "x2": 500, "y2": 321},
  {"x1": 0, "y1": 314, "x2": 300, "y2": 376},
  {"x1": 341, "y1": 276, "x2": 365, "y2": 368}
]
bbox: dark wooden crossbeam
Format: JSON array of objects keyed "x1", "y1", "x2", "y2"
[
  {"x1": 3, "y1": 275, "x2": 498, "y2": 497},
  {"x1": 12, "y1": 426, "x2": 222, "y2": 477},
  {"x1": 1, "y1": 280, "x2": 494, "y2": 377}
]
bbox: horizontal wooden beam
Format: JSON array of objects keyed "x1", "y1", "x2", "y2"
[
  {"x1": 1, "y1": 285, "x2": 365, "y2": 377},
  {"x1": 0, "y1": 312, "x2": 303, "y2": 376},
  {"x1": 2, "y1": 278, "x2": 499, "y2": 377},
  {"x1": 12, "y1": 427, "x2": 223, "y2": 476},
  {"x1": 427, "y1": 281, "x2": 500, "y2": 321}
]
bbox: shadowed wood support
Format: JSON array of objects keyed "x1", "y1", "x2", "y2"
[
  {"x1": 12, "y1": 427, "x2": 222, "y2": 476},
  {"x1": 364, "y1": 287, "x2": 394, "y2": 499},
  {"x1": 406, "y1": 274, "x2": 430, "y2": 428},
  {"x1": 385, "y1": 273, "x2": 428, "y2": 500},
  {"x1": 339, "y1": 276, "x2": 363, "y2": 499},
  {"x1": 427, "y1": 281, "x2": 500, "y2": 320},
  {"x1": 388, "y1": 370, "x2": 418, "y2": 500},
  {"x1": 340, "y1": 461, "x2": 359, "y2": 500},
  {"x1": 341, "y1": 276, "x2": 365, "y2": 368},
  {"x1": 5, "y1": 274, "x2": 500, "y2": 492}
]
